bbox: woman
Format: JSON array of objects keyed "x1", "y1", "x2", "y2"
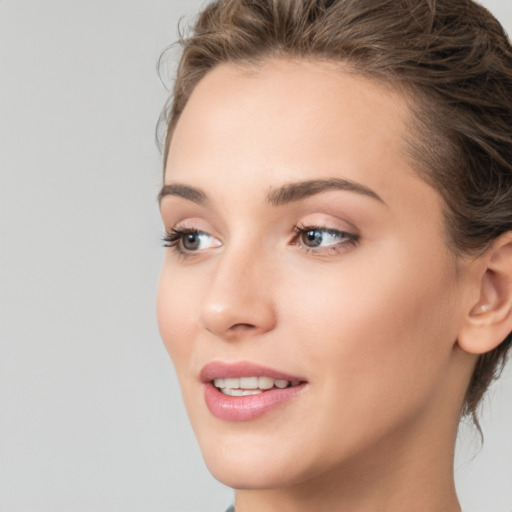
[{"x1": 157, "y1": 1, "x2": 512, "y2": 510}]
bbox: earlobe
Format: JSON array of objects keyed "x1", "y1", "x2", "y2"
[{"x1": 458, "y1": 232, "x2": 512, "y2": 355}]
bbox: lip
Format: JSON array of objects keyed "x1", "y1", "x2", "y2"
[
  {"x1": 200, "y1": 361, "x2": 305, "y2": 383},
  {"x1": 200, "y1": 361, "x2": 308, "y2": 422}
]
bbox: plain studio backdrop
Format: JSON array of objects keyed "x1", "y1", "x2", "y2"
[{"x1": 1, "y1": 1, "x2": 511, "y2": 511}]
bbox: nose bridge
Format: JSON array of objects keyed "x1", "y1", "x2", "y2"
[{"x1": 199, "y1": 240, "x2": 276, "y2": 338}]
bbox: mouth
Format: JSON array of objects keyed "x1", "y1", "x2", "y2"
[
  {"x1": 213, "y1": 376, "x2": 302, "y2": 396},
  {"x1": 200, "y1": 361, "x2": 308, "y2": 421}
]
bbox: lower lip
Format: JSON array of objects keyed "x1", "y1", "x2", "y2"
[{"x1": 203, "y1": 382, "x2": 307, "y2": 421}]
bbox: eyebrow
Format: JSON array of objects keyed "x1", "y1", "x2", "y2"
[
  {"x1": 158, "y1": 183, "x2": 209, "y2": 206},
  {"x1": 266, "y1": 178, "x2": 385, "y2": 206},
  {"x1": 158, "y1": 178, "x2": 385, "y2": 207}
]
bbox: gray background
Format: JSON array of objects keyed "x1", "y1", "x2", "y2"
[{"x1": 1, "y1": 1, "x2": 511, "y2": 511}]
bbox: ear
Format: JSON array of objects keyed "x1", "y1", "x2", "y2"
[{"x1": 458, "y1": 232, "x2": 512, "y2": 355}]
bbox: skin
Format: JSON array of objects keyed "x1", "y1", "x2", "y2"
[{"x1": 157, "y1": 58, "x2": 491, "y2": 512}]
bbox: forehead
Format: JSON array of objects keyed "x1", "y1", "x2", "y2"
[
  {"x1": 167, "y1": 58, "x2": 412, "y2": 173},
  {"x1": 165, "y1": 58, "x2": 422, "y2": 209}
]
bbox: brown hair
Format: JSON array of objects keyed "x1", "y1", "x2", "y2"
[{"x1": 159, "y1": 0, "x2": 512, "y2": 428}]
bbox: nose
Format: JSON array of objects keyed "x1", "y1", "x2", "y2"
[{"x1": 198, "y1": 246, "x2": 277, "y2": 340}]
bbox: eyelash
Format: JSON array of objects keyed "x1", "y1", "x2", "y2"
[
  {"x1": 162, "y1": 227, "x2": 209, "y2": 259},
  {"x1": 162, "y1": 224, "x2": 360, "y2": 258},
  {"x1": 162, "y1": 227, "x2": 192, "y2": 246}
]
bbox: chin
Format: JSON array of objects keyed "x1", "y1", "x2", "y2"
[
  {"x1": 197, "y1": 434, "x2": 308, "y2": 489},
  {"x1": 205, "y1": 457, "x2": 307, "y2": 490}
]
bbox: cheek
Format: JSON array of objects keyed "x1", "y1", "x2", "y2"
[
  {"x1": 156, "y1": 264, "x2": 200, "y2": 370},
  {"x1": 282, "y1": 247, "x2": 459, "y2": 419}
]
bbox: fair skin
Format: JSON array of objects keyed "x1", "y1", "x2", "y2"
[{"x1": 157, "y1": 58, "x2": 512, "y2": 512}]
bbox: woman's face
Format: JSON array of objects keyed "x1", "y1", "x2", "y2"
[{"x1": 158, "y1": 59, "x2": 473, "y2": 489}]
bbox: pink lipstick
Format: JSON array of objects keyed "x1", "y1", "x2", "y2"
[{"x1": 201, "y1": 361, "x2": 307, "y2": 421}]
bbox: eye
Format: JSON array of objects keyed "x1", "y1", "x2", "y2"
[
  {"x1": 163, "y1": 227, "x2": 222, "y2": 254},
  {"x1": 292, "y1": 224, "x2": 359, "y2": 252}
]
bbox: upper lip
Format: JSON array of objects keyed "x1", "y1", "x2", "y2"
[{"x1": 200, "y1": 361, "x2": 306, "y2": 383}]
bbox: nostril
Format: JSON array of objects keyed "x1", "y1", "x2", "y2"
[
  {"x1": 203, "y1": 322, "x2": 256, "y2": 336},
  {"x1": 230, "y1": 323, "x2": 257, "y2": 331}
]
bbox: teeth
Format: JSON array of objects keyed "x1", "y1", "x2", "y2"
[
  {"x1": 258, "y1": 376, "x2": 274, "y2": 389},
  {"x1": 213, "y1": 376, "x2": 302, "y2": 395},
  {"x1": 224, "y1": 377, "x2": 240, "y2": 388},
  {"x1": 240, "y1": 377, "x2": 259, "y2": 389},
  {"x1": 214, "y1": 378, "x2": 226, "y2": 389}
]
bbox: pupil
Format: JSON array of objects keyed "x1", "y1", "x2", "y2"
[
  {"x1": 304, "y1": 230, "x2": 322, "y2": 247},
  {"x1": 183, "y1": 232, "x2": 200, "y2": 250}
]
